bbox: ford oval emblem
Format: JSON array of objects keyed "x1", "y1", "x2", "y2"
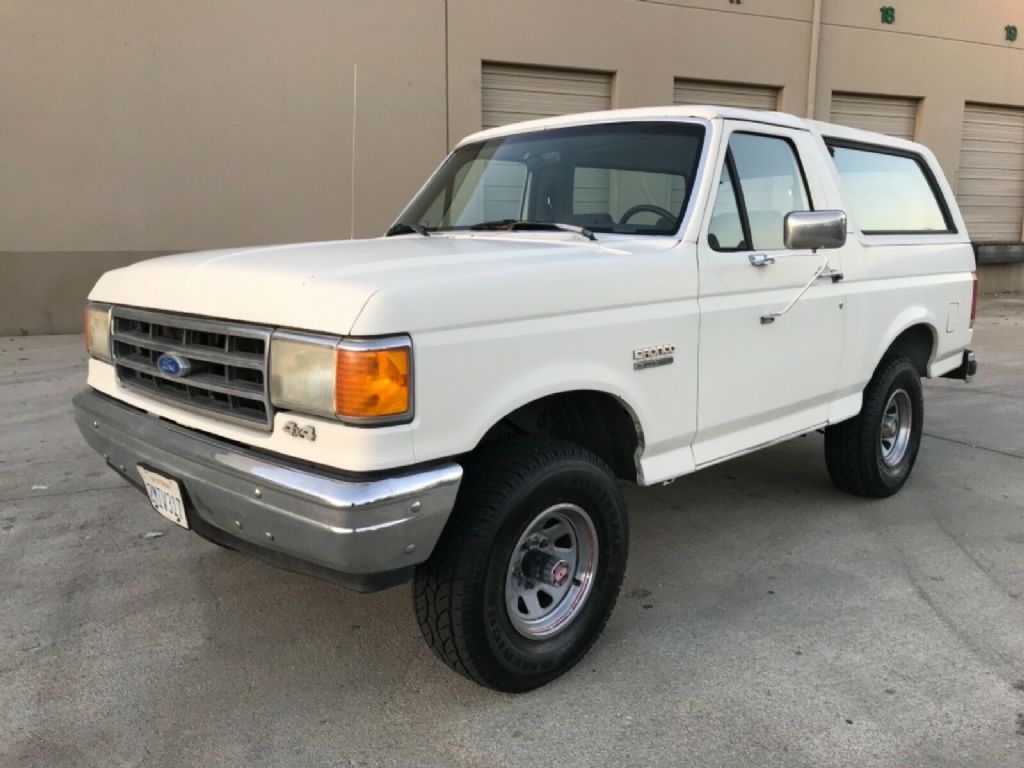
[{"x1": 156, "y1": 352, "x2": 192, "y2": 378}]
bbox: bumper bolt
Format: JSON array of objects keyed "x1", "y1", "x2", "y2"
[
  {"x1": 410, "y1": 500, "x2": 421, "y2": 513},
  {"x1": 265, "y1": 532, "x2": 274, "y2": 542},
  {"x1": 404, "y1": 544, "x2": 416, "y2": 555},
  {"x1": 234, "y1": 520, "x2": 243, "y2": 530},
  {"x1": 92, "y1": 421, "x2": 99, "y2": 429},
  {"x1": 254, "y1": 488, "x2": 262, "y2": 498}
]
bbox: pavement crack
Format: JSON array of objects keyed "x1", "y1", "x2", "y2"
[
  {"x1": 925, "y1": 385, "x2": 1023, "y2": 403},
  {"x1": 0, "y1": 482, "x2": 129, "y2": 504},
  {"x1": 922, "y1": 432, "x2": 1024, "y2": 461},
  {"x1": 931, "y1": 514, "x2": 1018, "y2": 601}
]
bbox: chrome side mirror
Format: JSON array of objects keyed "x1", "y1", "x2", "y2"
[{"x1": 784, "y1": 210, "x2": 847, "y2": 251}]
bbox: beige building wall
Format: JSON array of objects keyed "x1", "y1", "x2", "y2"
[
  {"x1": 0, "y1": 0, "x2": 448, "y2": 334},
  {"x1": 3, "y1": 0, "x2": 1024, "y2": 334},
  {"x1": 815, "y1": 0, "x2": 1024, "y2": 181}
]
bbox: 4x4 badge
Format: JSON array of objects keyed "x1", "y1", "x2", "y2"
[{"x1": 282, "y1": 422, "x2": 317, "y2": 441}]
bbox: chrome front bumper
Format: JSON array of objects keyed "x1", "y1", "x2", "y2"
[{"x1": 73, "y1": 389, "x2": 462, "y2": 592}]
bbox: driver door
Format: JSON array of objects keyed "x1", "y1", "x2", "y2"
[{"x1": 692, "y1": 123, "x2": 846, "y2": 465}]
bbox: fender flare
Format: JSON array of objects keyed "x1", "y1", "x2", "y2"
[
  {"x1": 467, "y1": 376, "x2": 647, "y2": 456},
  {"x1": 874, "y1": 306, "x2": 939, "y2": 373}
]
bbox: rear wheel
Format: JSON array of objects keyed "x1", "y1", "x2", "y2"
[
  {"x1": 824, "y1": 357, "x2": 924, "y2": 498},
  {"x1": 413, "y1": 437, "x2": 628, "y2": 692}
]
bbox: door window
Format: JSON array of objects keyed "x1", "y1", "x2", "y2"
[
  {"x1": 708, "y1": 168, "x2": 746, "y2": 250},
  {"x1": 708, "y1": 132, "x2": 812, "y2": 251}
]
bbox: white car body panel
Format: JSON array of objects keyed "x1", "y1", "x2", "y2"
[
  {"x1": 690, "y1": 120, "x2": 848, "y2": 465},
  {"x1": 85, "y1": 105, "x2": 976, "y2": 485}
]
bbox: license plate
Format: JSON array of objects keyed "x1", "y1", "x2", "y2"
[{"x1": 137, "y1": 466, "x2": 189, "y2": 529}]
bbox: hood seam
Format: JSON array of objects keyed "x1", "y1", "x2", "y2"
[{"x1": 347, "y1": 287, "x2": 382, "y2": 335}]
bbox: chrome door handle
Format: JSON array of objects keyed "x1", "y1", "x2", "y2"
[{"x1": 749, "y1": 252, "x2": 775, "y2": 267}]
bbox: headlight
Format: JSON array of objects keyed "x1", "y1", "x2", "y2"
[
  {"x1": 270, "y1": 333, "x2": 412, "y2": 425},
  {"x1": 83, "y1": 303, "x2": 113, "y2": 362}
]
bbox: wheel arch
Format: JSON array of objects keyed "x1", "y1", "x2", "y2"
[
  {"x1": 474, "y1": 388, "x2": 645, "y2": 483},
  {"x1": 875, "y1": 311, "x2": 939, "y2": 378}
]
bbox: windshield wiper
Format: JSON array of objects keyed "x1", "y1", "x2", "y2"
[
  {"x1": 385, "y1": 222, "x2": 431, "y2": 237},
  {"x1": 468, "y1": 219, "x2": 597, "y2": 241}
]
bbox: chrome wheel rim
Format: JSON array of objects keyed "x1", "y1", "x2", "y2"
[
  {"x1": 505, "y1": 503, "x2": 598, "y2": 640},
  {"x1": 880, "y1": 388, "x2": 913, "y2": 467}
]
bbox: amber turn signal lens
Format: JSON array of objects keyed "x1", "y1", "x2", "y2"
[{"x1": 335, "y1": 346, "x2": 411, "y2": 420}]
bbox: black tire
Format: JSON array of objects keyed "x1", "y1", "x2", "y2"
[
  {"x1": 413, "y1": 437, "x2": 628, "y2": 692},
  {"x1": 824, "y1": 357, "x2": 924, "y2": 498}
]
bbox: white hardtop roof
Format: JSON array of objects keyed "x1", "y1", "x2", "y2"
[
  {"x1": 804, "y1": 117, "x2": 927, "y2": 154},
  {"x1": 458, "y1": 105, "x2": 929, "y2": 155}
]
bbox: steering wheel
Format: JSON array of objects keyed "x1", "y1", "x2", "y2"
[{"x1": 618, "y1": 204, "x2": 675, "y2": 225}]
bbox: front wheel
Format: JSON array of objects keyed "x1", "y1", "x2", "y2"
[
  {"x1": 824, "y1": 357, "x2": 924, "y2": 498},
  {"x1": 413, "y1": 437, "x2": 628, "y2": 692}
]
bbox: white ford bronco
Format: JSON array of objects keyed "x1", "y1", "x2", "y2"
[{"x1": 76, "y1": 106, "x2": 978, "y2": 691}]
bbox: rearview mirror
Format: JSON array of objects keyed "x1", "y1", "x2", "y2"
[{"x1": 784, "y1": 210, "x2": 847, "y2": 251}]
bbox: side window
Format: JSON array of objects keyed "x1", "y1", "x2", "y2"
[
  {"x1": 708, "y1": 165, "x2": 746, "y2": 250},
  {"x1": 827, "y1": 143, "x2": 953, "y2": 233},
  {"x1": 709, "y1": 132, "x2": 811, "y2": 251},
  {"x1": 730, "y1": 133, "x2": 810, "y2": 250}
]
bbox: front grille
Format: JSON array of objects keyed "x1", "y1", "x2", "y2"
[{"x1": 111, "y1": 307, "x2": 273, "y2": 430}]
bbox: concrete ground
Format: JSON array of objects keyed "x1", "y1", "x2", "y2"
[{"x1": 2, "y1": 298, "x2": 1023, "y2": 768}]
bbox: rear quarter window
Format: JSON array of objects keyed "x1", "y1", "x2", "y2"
[{"x1": 826, "y1": 140, "x2": 955, "y2": 235}]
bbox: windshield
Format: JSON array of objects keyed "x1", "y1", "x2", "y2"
[{"x1": 397, "y1": 121, "x2": 706, "y2": 236}]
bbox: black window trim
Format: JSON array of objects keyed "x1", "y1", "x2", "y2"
[
  {"x1": 824, "y1": 137, "x2": 958, "y2": 236},
  {"x1": 708, "y1": 130, "x2": 815, "y2": 253},
  {"x1": 725, "y1": 149, "x2": 753, "y2": 251}
]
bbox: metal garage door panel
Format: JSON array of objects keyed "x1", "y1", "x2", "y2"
[
  {"x1": 673, "y1": 79, "x2": 778, "y2": 111},
  {"x1": 481, "y1": 64, "x2": 612, "y2": 130},
  {"x1": 956, "y1": 103, "x2": 1024, "y2": 242},
  {"x1": 830, "y1": 93, "x2": 918, "y2": 141}
]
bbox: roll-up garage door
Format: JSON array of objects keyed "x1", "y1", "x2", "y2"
[
  {"x1": 956, "y1": 103, "x2": 1024, "y2": 243},
  {"x1": 673, "y1": 79, "x2": 778, "y2": 111},
  {"x1": 481, "y1": 63, "x2": 612, "y2": 130},
  {"x1": 830, "y1": 93, "x2": 918, "y2": 141}
]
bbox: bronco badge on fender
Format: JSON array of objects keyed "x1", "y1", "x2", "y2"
[{"x1": 633, "y1": 344, "x2": 675, "y2": 371}]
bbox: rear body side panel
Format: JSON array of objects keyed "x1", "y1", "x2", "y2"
[{"x1": 807, "y1": 124, "x2": 976, "y2": 406}]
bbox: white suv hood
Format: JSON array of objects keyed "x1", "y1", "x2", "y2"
[{"x1": 90, "y1": 234, "x2": 678, "y2": 335}]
